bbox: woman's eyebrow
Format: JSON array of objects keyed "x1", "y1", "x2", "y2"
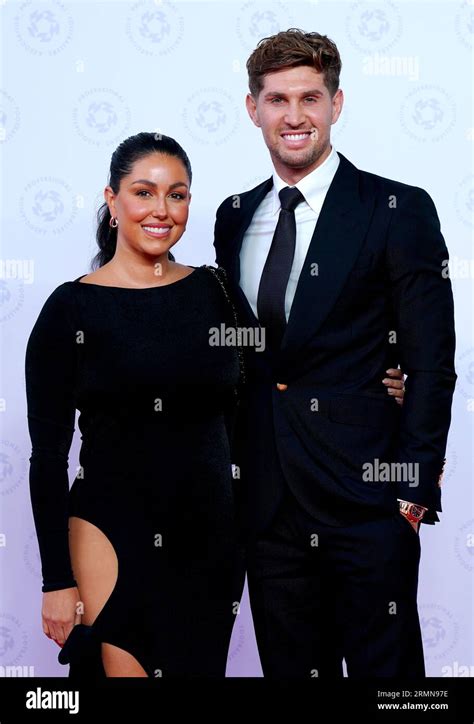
[{"x1": 130, "y1": 179, "x2": 188, "y2": 190}]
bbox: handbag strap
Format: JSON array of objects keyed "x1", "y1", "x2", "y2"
[{"x1": 202, "y1": 265, "x2": 247, "y2": 387}]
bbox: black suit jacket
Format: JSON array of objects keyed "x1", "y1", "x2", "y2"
[{"x1": 213, "y1": 152, "x2": 456, "y2": 536}]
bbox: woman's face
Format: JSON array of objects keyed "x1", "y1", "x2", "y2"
[{"x1": 105, "y1": 152, "x2": 191, "y2": 259}]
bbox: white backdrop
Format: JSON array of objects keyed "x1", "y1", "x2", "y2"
[{"x1": 0, "y1": 0, "x2": 472, "y2": 677}]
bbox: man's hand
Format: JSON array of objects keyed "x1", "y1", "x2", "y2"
[
  {"x1": 399, "y1": 510, "x2": 420, "y2": 533},
  {"x1": 383, "y1": 368, "x2": 405, "y2": 406},
  {"x1": 398, "y1": 500, "x2": 428, "y2": 533}
]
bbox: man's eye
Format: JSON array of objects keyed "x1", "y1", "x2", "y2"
[
  {"x1": 270, "y1": 98, "x2": 283, "y2": 103},
  {"x1": 305, "y1": 97, "x2": 318, "y2": 103}
]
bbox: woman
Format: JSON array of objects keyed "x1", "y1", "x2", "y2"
[{"x1": 25, "y1": 132, "x2": 404, "y2": 678}]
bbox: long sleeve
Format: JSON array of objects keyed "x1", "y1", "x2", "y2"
[
  {"x1": 25, "y1": 284, "x2": 79, "y2": 592},
  {"x1": 387, "y1": 188, "x2": 456, "y2": 514}
]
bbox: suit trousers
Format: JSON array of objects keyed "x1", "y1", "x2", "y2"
[{"x1": 246, "y1": 486, "x2": 425, "y2": 678}]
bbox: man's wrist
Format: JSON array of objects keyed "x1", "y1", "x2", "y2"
[{"x1": 397, "y1": 499, "x2": 428, "y2": 523}]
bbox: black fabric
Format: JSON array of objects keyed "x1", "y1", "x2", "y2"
[
  {"x1": 25, "y1": 265, "x2": 246, "y2": 677},
  {"x1": 214, "y1": 152, "x2": 456, "y2": 535},
  {"x1": 213, "y1": 152, "x2": 455, "y2": 677},
  {"x1": 58, "y1": 623, "x2": 105, "y2": 679},
  {"x1": 246, "y1": 487, "x2": 425, "y2": 678},
  {"x1": 257, "y1": 186, "x2": 305, "y2": 351}
]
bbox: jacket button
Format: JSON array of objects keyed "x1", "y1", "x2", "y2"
[{"x1": 276, "y1": 383, "x2": 288, "y2": 391}]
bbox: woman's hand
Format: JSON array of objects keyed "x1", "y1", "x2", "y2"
[
  {"x1": 42, "y1": 587, "x2": 82, "y2": 647},
  {"x1": 382, "y1": 368, "x2": 405, "y2": 406}
]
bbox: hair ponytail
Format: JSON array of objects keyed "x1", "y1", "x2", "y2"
[{"x1": 92, "y1": 202, "x2": 118, "y2": 270}]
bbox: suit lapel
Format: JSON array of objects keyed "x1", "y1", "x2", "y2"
[
  {"x1": 228, "y1": 154, "x2": 374, "y2": 360},
  {"x1": 228, "y1": 178, "x2": 273, "y2": 327},
  {"x1": 279, "y1": 153, "x2": 374, "y2": 364}
]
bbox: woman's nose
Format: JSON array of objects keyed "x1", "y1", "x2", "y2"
[{"x1": 152, "y1": 198, "x2": 168, "y2": 217}]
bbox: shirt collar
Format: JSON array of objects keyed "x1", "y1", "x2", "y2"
[{"x1": 270, "y1": 145, "x2": 340, "y2": 215}]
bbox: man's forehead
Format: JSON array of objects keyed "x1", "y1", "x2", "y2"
[
  {"x1": 261, "y1": 66, "x2": 326, "y2": 91},
  {"x1": 263, "y1": 65, "x2": 324, "y2": 88}
]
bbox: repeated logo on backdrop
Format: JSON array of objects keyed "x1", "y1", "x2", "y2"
[
  {"x1": 236, "y1": 1, "x2": 294, "y2": 51},
  {"x1": 454, "y1": 519, "x2": 474, "y2": 573},
  {"x1": 455, "y1": 0, "x2": 474, "y2": 49},
  {"x1": 419, "y1": 604, "x2": 459, "y2": 662},
  {"x1": 126, "y1": 0, "x2": 184, "y2": 56},
  {"x1": 400, "y1": 85, "x2": 456, "y2": 143},
  {"x1": 0, "y1": 280, "x2": 25, "y2": 324},
  {"x1": 19, "y1": 177, "x2": 77, "y2": 235},
  {"x1": 73, "y1": 89, "x2": 132, "y2": 147},
  {"x1": 0, "y1": 440, "x2": 27, "y2": 497},
  {"x1": 0, "y1": 614, "x2": 29, "y2": 667},
  {"x1": 0, "y1": 90, "x2": 21, "y2": 143},
  {"x1": 345, "y1": 1, "x2": 402, "y2": 54},
  {"x1": 182, "y1": 88, "x2": 239, "y2": 146},
  {"x1": 14, "y1": 0, "x2": 73, "y2": 56},
  {"x1": 454, "y1": 175, "x2": 474, "y2": 228}
]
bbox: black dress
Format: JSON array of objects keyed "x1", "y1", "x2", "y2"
[{"x1": 25, "y1": 265, "x2": 245, "y2": 678}]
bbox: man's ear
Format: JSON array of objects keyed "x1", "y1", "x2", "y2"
[
  {"x1": 331, "y1": 88, "x2": 344, "y2": 126},
  {"x1": 245, "y1": 93, "x2": 261, "y2": 128}
]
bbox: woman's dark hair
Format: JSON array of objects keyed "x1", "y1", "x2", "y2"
[{"x1": 92, "y1": 132, "x2": 192, "y2": 270}]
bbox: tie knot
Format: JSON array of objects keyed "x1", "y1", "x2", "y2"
[{"x1": 279, "y1": 186, "x2": 305, "y2": 212}]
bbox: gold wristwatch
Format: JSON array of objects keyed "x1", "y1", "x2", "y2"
[{"x1": 397, "y1": 499, "x2": 428, "y2": 524}]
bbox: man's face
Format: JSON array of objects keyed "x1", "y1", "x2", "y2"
[{"x1": 246, "y1": 65, "x2": 343, "y2": 181}]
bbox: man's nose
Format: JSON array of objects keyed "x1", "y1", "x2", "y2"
[{"x1": 284, "y1": 103, "x2": 305, "y2": 126}]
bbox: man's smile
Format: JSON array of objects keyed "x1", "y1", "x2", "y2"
[{"x1": 280, "y1": 130, "x2": 314, "y2": 148}]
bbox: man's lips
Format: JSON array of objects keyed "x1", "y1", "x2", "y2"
[{"x1": 280, "y1": 130, "x2": 314, "y2": 147}]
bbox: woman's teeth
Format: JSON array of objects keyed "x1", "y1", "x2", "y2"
[{"x1": 143, "y1": 226, "x2": 171, "y2": 236}]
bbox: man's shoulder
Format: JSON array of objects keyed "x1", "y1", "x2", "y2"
[
  {"x1": 343, "y1": 154, "x2": 430, "y2": 202},
  {"x1": 215, "y1": 177, "x2": 272, "y2": 218},
  {"x1": 363, "y1": 168, "x2": 424, "y2": 197}
]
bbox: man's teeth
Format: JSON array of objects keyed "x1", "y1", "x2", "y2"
[
  {"x1": 282, "y1": 133, "x2": 310, "y2": 140},
  {"x1": 143, "y1": 226, "x2": 170, "y2": 235}
]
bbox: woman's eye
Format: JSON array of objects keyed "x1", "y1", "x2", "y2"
[
  {"x1": 136, "y1": 190, "x2": 151, "y2": 197},
  {"x1": 170, "y1": 192, "x2": 185, "y2": 200}
]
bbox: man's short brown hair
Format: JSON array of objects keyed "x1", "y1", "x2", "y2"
[{"x1": 246, "y1": 28, "x2": 342, "y2": 98}]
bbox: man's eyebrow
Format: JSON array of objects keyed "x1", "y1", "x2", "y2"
[
  {"x1": 263, "y1": 89, "x2": 324, "y2": 99},
  {"x1": 130, "y1": 179, "x2": 189, "y2": 190}
]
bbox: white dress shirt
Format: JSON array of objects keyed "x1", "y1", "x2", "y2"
[{"x1": 239, "y1": 145, "x2": 340, "y2": 322}]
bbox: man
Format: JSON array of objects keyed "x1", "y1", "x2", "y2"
[{"x1": 213, "y1": 29, "x2": 456, "y2": 678}]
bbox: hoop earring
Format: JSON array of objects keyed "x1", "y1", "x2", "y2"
[{"x1": 109, "y1": 216, "x2": 118, "y2": 228}]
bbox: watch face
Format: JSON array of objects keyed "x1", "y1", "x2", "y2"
[{"x1": 411, "y1": 505, "x2": 424, "y2": 519}]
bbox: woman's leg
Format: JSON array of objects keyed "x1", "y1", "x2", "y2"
[{"x1": 69, "y1": 516, "x2": 148, "y2": 677}]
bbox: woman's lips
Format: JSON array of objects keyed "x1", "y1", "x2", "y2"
[{"x1": 142, "y1": 225, "x2": 172, "y2": 238}]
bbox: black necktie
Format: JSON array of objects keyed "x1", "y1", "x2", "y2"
[{"x1": 257, "y1": 186, "x2": 305, "y2": 350}]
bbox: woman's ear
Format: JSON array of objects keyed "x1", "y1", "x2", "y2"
[{"x1": 104, "y1": 185, "x2": 115, "y2": 216}]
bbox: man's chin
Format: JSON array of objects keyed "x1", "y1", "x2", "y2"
[{"x1": 276, "y1": 151, "x2": 319, "y2": 170}]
